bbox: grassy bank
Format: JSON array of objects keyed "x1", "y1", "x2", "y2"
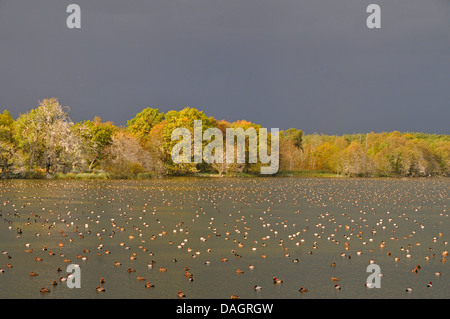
[{"x1": 0, "y1": 170, "x2": 445, "y2": 180}]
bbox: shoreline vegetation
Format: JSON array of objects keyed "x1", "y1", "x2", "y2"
[
  {"x1": 1, "y1": 170, "x2": 446, "y2": 180},
  {"x1": 0, "y1": 98, "x2": 448, "y2": 180}
]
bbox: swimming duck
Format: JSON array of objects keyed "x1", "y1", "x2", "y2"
[
  {"x1": 299, "y1": 287, "x2": 308, "y2": 293},
  {"x1": 427, "y1": 282, "x2": 432, "y2": 288},
  {"x1": 273, "y1": 277, "x2": 283, "y2": 284},
  {"x1": 40, "y1": 288, "x2": 50, "y2": 293},
  {"x1": 96, "y1": 286, "x2": 105, "y2": 292},
  {"x1": 145, "y1": 282, "x2": 154, "y2": 288},
  {"x1": 365, "y1": 282, "x2": 374, "y2": 288},
  {"x1": 253, "y1": 285, "x2": 262, "y2": 291},
  {"x1": 334, "y1": 284, "x2": 341, "y2": 290},
  {"x1": 178, "y1": 291, "x2": 186, "y2": 298}
]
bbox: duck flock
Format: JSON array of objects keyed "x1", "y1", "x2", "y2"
[{"x1": 0, "y1": 177, "x2": 448, "y2": 299}]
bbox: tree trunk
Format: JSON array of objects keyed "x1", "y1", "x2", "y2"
[{"x1": 28, "y1": 147, "x2": 35, "y2": 172}]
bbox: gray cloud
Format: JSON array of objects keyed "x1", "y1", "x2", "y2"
[{"x1": 0, "y1": 0, "x2": 449, "y2": 134}]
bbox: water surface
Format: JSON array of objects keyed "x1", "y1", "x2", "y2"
[{"x1": 0, "y1": 178, "x2": 448, "y2": 299}]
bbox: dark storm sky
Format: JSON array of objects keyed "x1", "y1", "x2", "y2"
[{"x1": 0, "y1": 0, "x2": 449, "y2": 134}]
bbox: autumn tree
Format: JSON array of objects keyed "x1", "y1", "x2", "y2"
[
  {"x1": 73, "y1": 116, "x2": 117, "y2": 170},
  {"x1": 15, "y1": 98, "x2": 83, "y2": 173},
  {"x1": 101, "y1": 130, "x2": 151, "y2": 177},
  {"x1": 0, "y1": 110, "x2": 19, "y2": 172},
  {"x1": 162, "y1": 107, "x2": 216, "y2": 174},
  {"x1": 279, "y1": 128, "x2": 303, "y2": 171},
  {"x1": 127, "y1": 108, "x2": 165, "y2": 144}
]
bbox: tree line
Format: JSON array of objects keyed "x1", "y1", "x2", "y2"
[{"x1": 0, "y1": 98, "x2": 448, "y2": 178}]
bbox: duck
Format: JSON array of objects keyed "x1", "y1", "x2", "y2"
[
  {"x1": 235, "y1": 269, "x2": 244, "y2": 274},
  {"x1": 405, "y1": 287, "x2": 412, "y2": 292},
  {"x1": 273, "y1": 277, "x2": 283, "y2": 284},
  {"x1": 29, "y1": 272, "x2": 39, "y2": 276},
  {"x1": 177, "y1": 291, "x2": 186, "y2": 298},
  {"x1": 365, "y1": 282, "x2": 374, "y2": 288},
  {"x1": 96, "y1": 286, "x2": 105, "y2": 292},
  {"x1": 434, "y1": 272, "x2": 441, "y2": 276},
  {"x1": 127, "y1": 268, "x2": 136, "y2": 273},
  {"x1": 100, "y1": 277, "x2": 105, "y2": 284},
  {"x1": 230, "y1": 294, "x2": 240, "y2": 299},
  {"x1": 334, "y1": 284, "x2": 341, "y2": 290},
  {"x1": 427, "y1": 282, "x2": 432, "y2": 288},
  {"x1": 137, "y1": 276, "x2": 146, "y2": 281},
  {"x1": 253, "y1": 285, "x2": 262, "y2": 291},
  {"x1": 145, "y1": 282, "x2": 154, "y2": 288},
  {"x1": 40, "y1": 288, "x2": 50, "y2": 293},
  {"x1": 299, "y1": 287, "x2": 309, "y2": 293},
  {"x1": 331, "y1": 276, "x2": 340, "y2": 281}
]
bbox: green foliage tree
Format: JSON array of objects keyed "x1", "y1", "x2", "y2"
[
  {"x1": 127, "y1": 108, "x2": 165, "y2": 143},
  {"x1": 0, "y1": 110, "x2": 18, "y2": 172},
  {"x1": 162, "y1": 107, "x2": 216, "y2": 174},
  {"x1": 73, "y1": 116, "x2": 118, "y2": 170}
]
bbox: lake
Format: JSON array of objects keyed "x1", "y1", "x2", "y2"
[{"x1": 0, "y1": 177, "x2": 448, "y2": 299}]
